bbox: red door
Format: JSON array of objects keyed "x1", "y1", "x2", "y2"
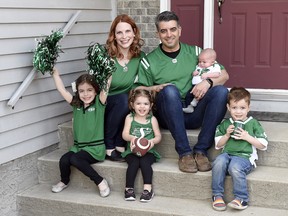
[
  {"x1": 171, "y1": 0, "x2": 204, "y2": 47},
  {"x1": 214, "y1": 0, "x2": 288, "y2": 89}
]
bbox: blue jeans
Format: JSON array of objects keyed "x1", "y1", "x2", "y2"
[
  {"x1": 212, "y1": 153, "x2": 253, "y2": 202},
  {"x1": 155, "y1": 85, "x2": 228, "y2": 157},
  {"x1": 104, "y1": 93, "x2": 129, "y2": 150}
]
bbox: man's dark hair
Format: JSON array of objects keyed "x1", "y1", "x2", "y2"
[{"x1": 155, "y1": 11, "x2": 180, "y2": 31}]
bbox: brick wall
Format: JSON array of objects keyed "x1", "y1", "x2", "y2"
[{"x1": 117, "y1": 0, "x2": 160, "y2": 53}]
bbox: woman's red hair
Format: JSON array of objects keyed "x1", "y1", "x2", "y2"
[{"x1": 106, "y1": 14, "x2": 144, "y2": 59}]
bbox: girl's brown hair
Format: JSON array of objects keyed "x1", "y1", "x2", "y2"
[
  {"x1": 105, "y1": 14, "x2": 144, "y2": 59},
  {"x1": 128, "y1": 89, "x2": 156, "y2": 111},
  {"x1": 71, "y1": 74, "x2": 99, "y2": 107}
]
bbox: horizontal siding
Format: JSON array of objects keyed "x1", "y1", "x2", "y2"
[
  {"x1": 0, "y1": 114, "x2": 71, "y2": 150},
  {"x1": 0, "y1": 102, "x2": 71, "y2": 133},
  {"x1": 0, "y1": 9, "x2": 112, "y2": 23},
  {"x1": 0, "y1": 22, "x2": 111, "y2": 39},
  {"x1": 0, "y1": 132, "x2": 60, "y2": 165},
  {"x1": 0, "y1": 71, "x2": 82, "y2": 101},
  {"x1": 0, "y1": 0, "x2": 116, "y2": 164},
  {"x1": 0, "y1": 0, "x2": 112, "y2": 9}
]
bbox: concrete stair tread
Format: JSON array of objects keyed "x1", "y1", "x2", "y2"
[
  {"x1": 41, "y1": 149, "x2": 288, "y2": 184},
  {"x1": 60, "y1": 120, "x2": 288, "y2": 142},
  {"x1": 18, "y1": 183, "x2": 288, "y2": 216}
]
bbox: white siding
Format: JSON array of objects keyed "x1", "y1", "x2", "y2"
[{"x1": 0, "y1": 0, "x2": 116, "y2": 164}]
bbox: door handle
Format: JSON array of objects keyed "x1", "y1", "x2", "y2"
[{"x1": 217, "y1": 0, "x2": 225, "y2": 24}]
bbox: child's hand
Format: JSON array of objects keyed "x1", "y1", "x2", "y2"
[
  {"x1": 233, "y1": 128, "x2": 250, "y2": 140},
  {"x1": 193, "y1": 70, "x2": 199, "y2": 76},
  {"x1": 148, "y1": 140, "x2": 155, "y2": 150},
  {"x1": 201, "y1": 74, "x2": 208, "y2": 79},
  {"x1": 129, "y1": 137, "x2": 137, "y2": 151},
  {"x1": 225, "y1": 124, "x2": 234, "y2": 137},
  {"x1": 52, "y1": 67, "x2": 60, "y2": 76}
]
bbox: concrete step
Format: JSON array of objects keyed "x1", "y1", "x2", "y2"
[
  {"x1": 58, "y1": 121, "x2": 288, "y2": 168},
  {"x1": 37, "y1": 149, "x2": 288, "y2": 210},
  {"x1": 17, "y1": 183, "x2": 288, "y2": 216}
]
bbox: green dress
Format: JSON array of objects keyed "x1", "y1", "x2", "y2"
[
  {"x1": 70, "y1": 95, "x2": 106, "y2": 161},
  {"x1": 122, "y1": 113, "x2": 161, "y2": 161}
]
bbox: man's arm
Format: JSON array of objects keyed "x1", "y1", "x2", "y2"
[{"x1": 192, "y1": 68, "x2": 229, "y2": 100}]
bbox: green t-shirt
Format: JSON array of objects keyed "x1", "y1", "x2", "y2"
[
  {"x1": 215, "y1": 117, "x2": 268, "y2": 166},
  {"x1": 122, "y1": 113, "x2": 161, "y2": 161},
  {"x1": 109, "y1": 51, "x2": 146, "y2": 95},
  {"x1": 70, "y1": 95, "x2": 106, "y2": 161}
]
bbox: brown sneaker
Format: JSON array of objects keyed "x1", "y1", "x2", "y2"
[
  {"x1": 194, "y1": 153, "x2": 212, "y2": 171},
  {"x1": 178, "y1": 154, "x2": 198, "y2": 173}
]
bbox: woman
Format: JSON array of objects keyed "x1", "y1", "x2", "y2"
[{"x1": 104, "y1": 14, "x2": 145, "y2": 161}]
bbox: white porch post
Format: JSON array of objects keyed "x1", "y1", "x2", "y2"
[{"x1": 203, "y1": 0, "x2": 214, "y2": 49}]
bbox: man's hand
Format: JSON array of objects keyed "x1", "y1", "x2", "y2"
[{"x1": 191, "y1": 80, "x2": 210, "y2": 100}]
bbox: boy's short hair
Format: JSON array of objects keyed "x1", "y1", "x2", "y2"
[{"x1": 228, "y1": 87, "x2": 251, "y2": 105}]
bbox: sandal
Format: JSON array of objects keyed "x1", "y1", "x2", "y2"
[
  {"x1": 228, "y1": 198, "x2": 248, "y2": 210},
  {"x1": 212, "y1": 196, "x2": 226, "y2": 211}
]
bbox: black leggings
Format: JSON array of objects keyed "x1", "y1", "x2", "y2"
[
  {"x1": 59, "y1": 150, "x2": 103, "y2": 185},
  {"x1": 125, "y1": 153, "x2": 156, "y2": 188}
]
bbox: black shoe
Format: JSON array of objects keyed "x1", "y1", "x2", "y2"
[
  {"x1": 106, "y1": 150, "x2": 125, "y2": 162},
  {"x1": 140, "y1": 190, "x2": 154, "y2": 202},
  {"x1": 124, "y1": 188, "x2": 136, "y2": 201}
]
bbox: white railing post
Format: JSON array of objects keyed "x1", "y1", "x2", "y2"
[{"x1": 7, "y1": 10, "x2": 82, "y2": 108}]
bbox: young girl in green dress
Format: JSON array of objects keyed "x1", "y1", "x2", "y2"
[
  {"x1": 122, "y1": 89, "x2": 161, "y2": 202},
  {"x1": 51, "y1": 68, "x2": 111, "y2": 197}
]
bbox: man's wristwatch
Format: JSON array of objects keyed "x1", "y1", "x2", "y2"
[{"x1": 206, "y1": 78, "x2": 213, "y2": 89}]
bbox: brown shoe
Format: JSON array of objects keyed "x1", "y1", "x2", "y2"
[
  {"x1": 194, "y1": 153, "x2": 212, "y2": 172},
  {"x1": 178, "y1": 154, "x2": 198, "y2": 173}
]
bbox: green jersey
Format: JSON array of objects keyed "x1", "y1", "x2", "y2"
[
  {"x1": 215, "y1": 117, "x2": 268, "y2": 166},
  {"x1": 70, "y1": 95, "x2": 106, "y2": 161},
  {"x1": 122, "y1": 113, "x2": 161, "y2": 161},
  {"x1": 109, "y1": 51, "x2": 146, "y2": 95},
  {"x1": 136, "y1": 43, "x2": 202, "y2": 99}
]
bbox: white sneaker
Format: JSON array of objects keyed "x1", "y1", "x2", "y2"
[
  {"x1": 99, "y1": 179, "x2": 110, "y2": 197},
  {"x1": 52, "y1": 182, "x2": 68, "y2": 193}
]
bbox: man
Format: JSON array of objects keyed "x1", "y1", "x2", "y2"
[{"x1": 135, "y1": 11, "x2": 229, "y2": 173}]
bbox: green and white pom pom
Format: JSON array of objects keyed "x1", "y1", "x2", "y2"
[
  {"x1": 33, "y1": 30, "x2": 64, "y2": 75},
  {"x1": 86, "y1": 43, "x2": 116, "y2": 91}
]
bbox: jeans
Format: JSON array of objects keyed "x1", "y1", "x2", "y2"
[
  {"x1": 155, "y1": 85, "x2": 228, "y2": 157},
  {"x1": 212, "y1": 153, "x2": 253, "y2": 202},
  {"x1": 104, "y1": 93, "x2": 129, "y2": 150}
]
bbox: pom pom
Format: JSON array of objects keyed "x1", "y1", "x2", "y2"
[
  {"x1": 33, "y1": 30, "x2": 64, "y2": 75},
  {"x1": 86, "y1": 43, "x2": 116, "y2": 91}
]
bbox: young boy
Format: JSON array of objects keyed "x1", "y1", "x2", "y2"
[{"x1": 211, "y1": 87, "x2": 268, "y2": 211}]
